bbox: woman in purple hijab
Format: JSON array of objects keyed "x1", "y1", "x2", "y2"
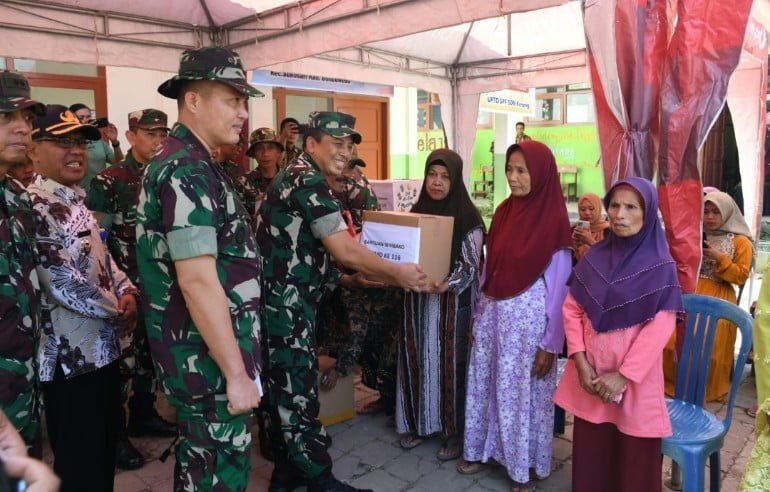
[{"x1": 553, "y1": 177, "x2": 683, "y2": 492}]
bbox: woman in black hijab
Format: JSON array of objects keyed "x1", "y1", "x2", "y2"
[{"x1": 395, "y1": 149, "x2": 485, "y2": 461}]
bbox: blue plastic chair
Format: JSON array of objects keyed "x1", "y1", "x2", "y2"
[{"x1": 662, "y1": 294, "x2": 753, "y2": 492}]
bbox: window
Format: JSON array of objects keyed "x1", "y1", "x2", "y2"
[
  {"x1": 13, "y1": 59, "x2": 97, "y2": 77},
  {"x1": 566, "y1": 93, "x2": 596, "y2": 124},
  {"x1": 476, "y1": 110, "x2": 493, "y2": 129},
  {"x1": 526, "y1": 84, "x2": 595, "y2": 126},
  {"x1": 417, "y1": 90, "x2": 443, "y2": 131}
]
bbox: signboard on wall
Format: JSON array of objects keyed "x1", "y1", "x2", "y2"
[
  {"x1": 251, "y1": 70, "x2": 394, "y2": 97},
  {"x1": 479, "y1": 88, "x2": 536, "y2": 116}
]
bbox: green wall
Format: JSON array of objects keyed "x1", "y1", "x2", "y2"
[{"x1": 389, "y1": 125, "x2": 603, "y2": 221}]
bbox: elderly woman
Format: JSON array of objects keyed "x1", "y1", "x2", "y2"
[
  {"x1": 663, "y1": 191, "x2": 753, "y2": 402},
  {"x1": 396, "y1": 149, "x2": 485, "y2": 460},
  {"x1": 459, "y1": 141, "x2": 571, "y2": 491},
  {"x1": 553, "y1": 177, "x2": 683, "y2": 492},
  {"x1": 572, "y1": 192, "x2": 610, "y2": 262}
]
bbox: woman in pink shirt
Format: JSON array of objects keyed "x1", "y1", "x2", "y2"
[{"x1": 553, "y1": 177, "x2": 684, "y2": 492}]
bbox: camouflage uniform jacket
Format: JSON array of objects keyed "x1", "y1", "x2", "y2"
[
  {"x1": 28, "y1": 175, "x2": 137, "y2": 381},
  {"x1": 217, "y1": 160, "x2": 259, "y2": 220},
  {"x1": 257, "y1": 153, "x2": 347, "y2": 343},
  {"x1": 279, "y1": 144, "x2": 302, "y2": 168},
  {"x1": 332, "y1": 167, "x2": 379, "y2": 233},
  {"x1": 136, "y1": 123, "x2": 262, "y2": 406},
  {"x1": 0, "y1": 177, "x2": 40, "y2": 412},
  {"x1": 244, "y1": 165, "x2": 276, "y2": 214},
  {"x1": 86, "y1": 150, "x2": 143, "y2": 283}
]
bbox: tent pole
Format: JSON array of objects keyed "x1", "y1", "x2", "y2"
[{"x1": 451, "y1": 66, "x2": 458, "y2": 150}]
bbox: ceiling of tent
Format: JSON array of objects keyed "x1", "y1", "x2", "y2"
[{"x1": 0, "y1": 0, "x2": 581, "y2": 79}]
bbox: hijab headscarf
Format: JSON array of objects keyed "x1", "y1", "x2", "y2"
[
  {"x1": 578, "y1": 193, "x2": 610, "y2": 233},
  {"x1": 481, "y1": 140, "x2": 571, "y2": 299},
  {"x1": 410, "y1": 149, "x2": 484, "y2": 267},
  {"x1": 704, "y1": 191, "x2": 753, "y2": 242},
  {"x1": 569, "y1": 177, "x2": 684, "y2": 333}
]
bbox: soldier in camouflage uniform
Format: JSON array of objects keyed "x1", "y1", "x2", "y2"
[
  {"x1": 277, "y1": 117, "x2": 302, "y2": 168},
  {"x1": 258, "y1": 111, "x2": 426, "y2": 492},
  {"x1": 319, "y1": 149, "x2": 403, "y2": 418},
  {"x1": 245, "y1": 127, "x2": 283, "y2": 213},
  {"x1": 0, "y1": 71, "x2": 45, "y2": 457},
  {"x1": 136, "y1": 47, "x2": 264, "y2": 492},
  {"x1": 212, "y1": 134, "x2": 260, "y2": 220},
  {"x1": 87, "y1": 109, "x2": 176, "y2": 471}
]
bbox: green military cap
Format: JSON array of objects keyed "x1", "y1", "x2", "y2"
[
  {"x1": 128, "y1": 109, "x2": 170, "y2": 130},
  {"x1": 246, "y1": 127, "x2": 284, "y2": 156},
  {"x1": 158, "y1": 47, "x2": 264, "y2": 99},
  {"x1": 0, "y1": 71, "x2": 45, "y2": 116},
  {"x1": 308, "y1": 111, "x2": 362, "y2": 144},
  {"x1": 32, "y1": 104, "x2": 100, "y2": 141}
]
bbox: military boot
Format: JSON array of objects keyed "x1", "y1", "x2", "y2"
[
  {"x1": 306, "y1": 473, "x2": 373, "y2": 492},
  {"x1": 268, "y1": 457, "x2": 309, "y2": 492},
  {"x1": 127, "y1": 391, "x2": 177, "y2": 438},
  {"x1": 116, "y1": 405, "x2": 144, "y2": 470}
]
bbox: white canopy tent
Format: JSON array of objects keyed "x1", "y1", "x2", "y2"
[
  {"x1": 0, "y1": 0, "x2": 767, "y2": 221},
  {"x1": 0, "y1": 0, "x2": 588, "y2": 173}
]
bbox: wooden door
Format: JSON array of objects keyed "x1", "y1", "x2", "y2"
[{"x1": 334, "y1": 96, "x2": 388, "y2": 180}]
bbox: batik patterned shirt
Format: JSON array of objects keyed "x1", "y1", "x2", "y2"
[{"x1": 29, "y1": 175, "x2": 137, "y2": 381}]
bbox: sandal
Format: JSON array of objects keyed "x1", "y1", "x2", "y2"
[
  {"x1": 356, "y1": 398, "x2": 384, "y2": 415},
  {"x1": 398, "y1": 434, "x2": 425, "y2": 450},
  {"x1": 747, "y1": 404, "x2": 759, "y2": 418},
  {"x1": 511, "y1": 482, "x2": 536, "y2": 492},
  {"x1": 437, "y1": 439, "x2": 462, "y2": 461},
  {"x1": 456, "y1": 459, "x2": 484, "y2": 475}
]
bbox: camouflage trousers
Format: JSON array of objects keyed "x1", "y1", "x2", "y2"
[
  {"x1": 2, "y1": 386, "x2": 41, "y2": 457},
  {"x1": 120, "y1": 310, "x2": 158, "y2": 407},
  {"x1": 0, "y1": 357, "x2": 41, "y2": 457},
  {"x1": 173, "y1": 397, "x2": 253, "y2": 492},
  {"x1": 264, "y1": 361, "x2": 332, "y2": 480}
]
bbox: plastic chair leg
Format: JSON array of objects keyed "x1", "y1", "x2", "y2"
[
  {"x1": 709, "y1": 452, "x2": 720, "y2": 492},
  {"x1": 681, "y1": 453, "x2": 706, "y2": 492}
]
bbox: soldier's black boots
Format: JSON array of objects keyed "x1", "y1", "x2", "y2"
[
  {"x1": 116, "y1": 432, "x2": 144, "y2": 470},
  {"x1": 127, "y1": 392, "x2": 177, "y2": 438},
  {"x1": 306, "y1": 474, "x2": 373, "y2": 492}
]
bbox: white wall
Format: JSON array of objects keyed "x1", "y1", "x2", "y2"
[
  {"x1": 105, "y1": 66, "x2": 178, "y2": 149},
  {"x1": 388, "y1": 86, "x2": 418, "y2": 156}
]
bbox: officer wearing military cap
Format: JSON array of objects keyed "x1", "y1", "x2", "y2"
[
  {"x1": 136, "y1": 47, "x2": 264, "y2": 492},
  {"x1": 245, "y1": 126, "x2": 283, "y2": 212},
  {"x1": 0, "y1": 71, "x2": 45, "y2": 456},
  {"x1": 258, "y1": 111, "x2": 427, "y2": 492},
  {"x1": 87, "y1": 109, "x2": 175, "y2": 471},
  {"x1": 28, "y1": 104, "x2": 138, "y2": 492}
]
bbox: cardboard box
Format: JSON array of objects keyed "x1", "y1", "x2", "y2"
[
  {"x1": 317, "y1": 355, "x2": 355, "y2": 426},
  {"x1": 369, "y1": 179, "x2": 423, "y2": 212},
  {"x1": 361, "y1": 210, "x2": 454, "y2": 284}
]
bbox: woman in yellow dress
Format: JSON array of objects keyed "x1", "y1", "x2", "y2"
[{"x1": 663, "y1": 191, "x2": 753, "y2": 402}]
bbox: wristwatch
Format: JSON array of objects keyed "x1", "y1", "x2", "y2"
[{"x1": 111, "y1": 140, "x2": 120, "y2": 147}]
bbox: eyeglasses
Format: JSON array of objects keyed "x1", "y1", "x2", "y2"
[{"x1": 37, "y1": 137, "x2": 90, "y2": 149}]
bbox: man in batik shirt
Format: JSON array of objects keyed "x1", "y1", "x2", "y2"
[{"x1": 28, "y1": 104, "x2": 138, "y2": 491}]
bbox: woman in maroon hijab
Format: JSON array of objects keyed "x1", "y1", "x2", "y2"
[
  {"x1": 459, "y1": 141, "x2": 572, "y2": 491},
  {"x1": 554, "y1": 177, "x2": 683, "y2": 492}
]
